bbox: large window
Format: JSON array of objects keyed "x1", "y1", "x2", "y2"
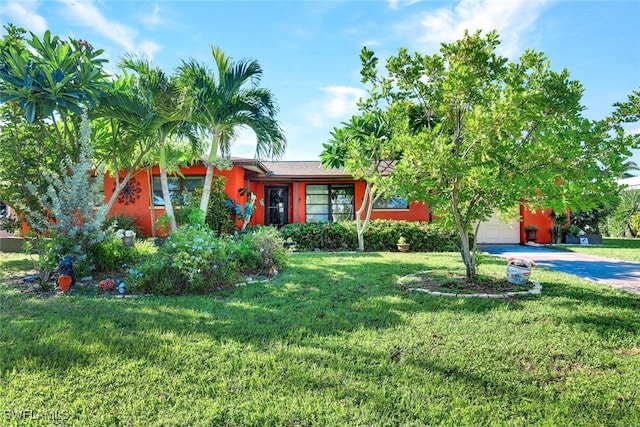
[
  {"x1": 153, "y1": 176, "x2": 204, "y2": 206},
  {"x1": 306, "y1": 184, "x2": 354, "y2": 222},
  {"x1": 373, "y1": 196, "x2": 409, "y2": 210}
]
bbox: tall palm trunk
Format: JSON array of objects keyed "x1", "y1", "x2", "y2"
[
  {"x1": 159, "y1": 166, "x2": 177, "y2": 231},
  {"x1": 158, "y1": 133, "x2": 177, "y2": 231},
  {"x1": 199, "y1": 137, "x2": 219, "y2": 215}
]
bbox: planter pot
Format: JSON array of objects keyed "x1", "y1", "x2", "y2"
[
  {"x1": 122, "y1": 236, "x2": 134, "y2": 247},
  {"x1": 507, "y1": 259, "x2": 532, "y2": 285},
  {"x1": 525, "y1": 230, "x2": 537, "y2": 242},
  {"x1": 565, "y1": 236, "x2": 581, "y2": 244},
  {"x1": 58, "y1": 274, "x2": 73, "y2": 293},
  {"x1": 397, "y1": 243, "x2": 410, "y2": 252},
  {"x1": 584, "y1": 233, "x2": 603, "y2": 245}
]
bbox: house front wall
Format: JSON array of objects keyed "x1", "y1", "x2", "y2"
[
  {"x1": 104, "y1": 164, "x2": 247, "y2": 237},
  {"x1": 247, "y1": 180, "x2": 430, "y2": 226},
  {"x1": 103, "y1": 163, "x2": 549, "y2": 244}
]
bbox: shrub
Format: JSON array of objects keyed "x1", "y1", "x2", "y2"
[
  {"x1": 280, "y1": 220, "x2": 460, "y2": 252},
  {"x1": 604, "y1": 190, "x2": 640, "y2": 237},
  {"x1": 203, "y1": 176, "x2": 237, "y2": 236},
  {"x1": 629, "y1": 211, "x2": 640, "y2": 236},
  {"x1": 21, "y1": 112, "x2": 108, "y2": 280},
  {"x1": 91, "y1": 238, "x2": 157, "y2": 273},
  {"x1": 127, "y1": 225, "x2": 241, "y2": 295},
  {"x1": 280, "y1": 221, "x2": 356, "y2": 251},
  {"x1": 235, "y1": 226, "x2": 288, "y2": 274},
  {"x1": 103, "y1": 212, "x2": 142, "y2": 237}
]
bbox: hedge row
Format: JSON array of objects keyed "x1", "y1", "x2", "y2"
[{"x1": 280, "y1": 220, "x2": 462, "y2": 252}]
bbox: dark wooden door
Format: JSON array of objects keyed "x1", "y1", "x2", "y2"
[{"x1": 265, "y1": 186, "x2": 288, "y2": 227}]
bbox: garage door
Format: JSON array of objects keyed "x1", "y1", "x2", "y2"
[{"x1": 475, "y1": 213, "x2": 520, "y2": 244}]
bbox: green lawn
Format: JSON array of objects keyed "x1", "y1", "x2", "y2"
[
  {"x1": 551, "y1": 237, "x2": 640, "y2": 262},
  {"x1": 1, "y1": 251, "x2": 639, "y2": 426}
]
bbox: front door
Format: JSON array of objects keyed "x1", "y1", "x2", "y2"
[{"x1": 265, "y1": 186, "x2": 288, "y2": 227}]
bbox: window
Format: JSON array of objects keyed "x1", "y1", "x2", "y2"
[
  {"x1": 153, "y1": 176, "x2": 205, "y2": 206},
  {"x1": 373, "y1": 196, "x2": 409, "y2": 210},
  {"x1": 305, "y1": 184, "x2": 354, "y2": 222}
]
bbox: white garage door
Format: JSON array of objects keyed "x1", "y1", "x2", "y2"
[{"x1": 476, "y1": 213, "x2": 520, "y2": 244}]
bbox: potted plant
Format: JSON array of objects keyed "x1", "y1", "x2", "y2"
[
  {"x1": 116, "y1": 229, "x2": 136, "y2": 247},
  {"x1": 524, "y1": 225, "x2": 538, "y2": 242},
  {"x1": 397, "y1": 235, "x2": 410, "y2": 252}
]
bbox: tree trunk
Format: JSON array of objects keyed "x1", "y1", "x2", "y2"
[
  {"x1": 356, "y1": 182, "x2": 377, "y2": 251},
  {"x1": 452, "y1": 191, "x2": 476, "y2": 280},
  {"x1": 458, "y1": 227, "x2": 476, "y2": 280},
  {"x1": 199, "y1": 162, "x2": 214, "y2": 215},
  {"x1": 199, "y1": 137, "x2": 219, "y2": 215},
  {"x1": 159, "y1": 167, "x2": 177, "y2": 231}
]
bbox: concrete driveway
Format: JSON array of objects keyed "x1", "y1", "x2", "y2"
[{"x1": 481, "y1": 245, "x2": 640, "y2": 295}]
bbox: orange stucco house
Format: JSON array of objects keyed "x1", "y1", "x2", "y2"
[{"x1": 102, "y1": 158, "x2": 552, "y2": 244}]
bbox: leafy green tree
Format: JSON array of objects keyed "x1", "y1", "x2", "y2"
[
  {"x1": 177, "y1": 46, "x2": 286, "y2": 216},
  {"x1": 0, "y1": 25, "x2": 108, "y2": 229},
  {"x1": 0, "y1": 26, "x2": 108, "y2": 156},
  {"x1": 360, "y1": 31, "x2": 636, "y2": 280},
  {"x1": 321, "y1": 111, "x2": 399, "y2": 251}
]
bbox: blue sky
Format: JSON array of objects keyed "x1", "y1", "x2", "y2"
[{"x1": 1, "y1": 0, "x2": 639, "y2": 162}]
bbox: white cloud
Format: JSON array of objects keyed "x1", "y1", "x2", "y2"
[
  {"x1": 138, "y1": 40, "x2": 162, "y2": 61},
  {"x1": 388, "y1": 0, "x2": 422, "y2": 11},
  {"x1": 323, "y1": 86, "x2": 365, "y2": 118},
  {"x1": 140, "y1": 4, "x2": 166, "y2": 28},
  {"x1": 58, "y1": 0, "x2": 136, "y2": 50},
  {"x1": 403, "y1": 0, "x2": 549, "y2": 57},
  {"x1": 361, "y1": 39, "x2": 383, "y2": 48},
  {"x1": 305, "y1": 86, "x2": 366, "y2": 127},
  {"x1": 56, "y1": 0, "x2": 161, "y2": 60},
  {"x1": 3, "y1": 1, "x2": 48, "y2": 35}
]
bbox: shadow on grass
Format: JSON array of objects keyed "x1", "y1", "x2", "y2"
[{"x1": 2, "y1": 252, "x2": 640, "y2": 375}]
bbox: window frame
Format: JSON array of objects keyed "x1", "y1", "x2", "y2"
[
  {"x1": 305, "y1": 184, "x2": 355, "y2": 223},
  {"x1": 152, "y1": 175, "x2": 205, "y2": 207},
  {"x1": 372, "y1": 196, "x2": 410, "y2": 211}
]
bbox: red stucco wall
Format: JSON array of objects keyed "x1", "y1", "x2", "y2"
[
  {"x1": 520, "y1": 207, "x2": 554, "y2": 244},
  {"x1": 104, "y1": 165, "x2": 248, "y2": 237}
]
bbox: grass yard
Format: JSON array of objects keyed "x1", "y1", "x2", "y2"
[
  {"x1": 551, "y1": 237, "x2": 640, "y2": 263},
  {"x1": 1, "y1": 251, "x2": 640, "y2": 426}
]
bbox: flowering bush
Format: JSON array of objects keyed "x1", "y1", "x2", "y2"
[
  {"x1": 236, "y1": 226, "x2": 288, "y2": 273},
  {"x1": 126, "y1": 224, "x2": 287, "y2": 295},
  {"x1": 127, "y1": 225, "x2": 240, "y2": 295},
  {"x1": 98, "y1": 278, "x2": 116, "y2": 291}
]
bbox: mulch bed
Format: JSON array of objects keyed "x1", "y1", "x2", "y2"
[{"x1": 397, "y1": 270, "x2": 534, "y2": 295}]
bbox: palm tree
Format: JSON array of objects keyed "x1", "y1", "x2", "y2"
[
  {"x1": 177, "y1": 46, "x2": 286, "y2": 215},
  {"x1": 117, "y1": 56, "x2": 196, "y2": 231}
]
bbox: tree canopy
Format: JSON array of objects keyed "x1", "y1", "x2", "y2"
[{"x1": 359, "y1": 30, "x2": 638, "y2": 279}]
